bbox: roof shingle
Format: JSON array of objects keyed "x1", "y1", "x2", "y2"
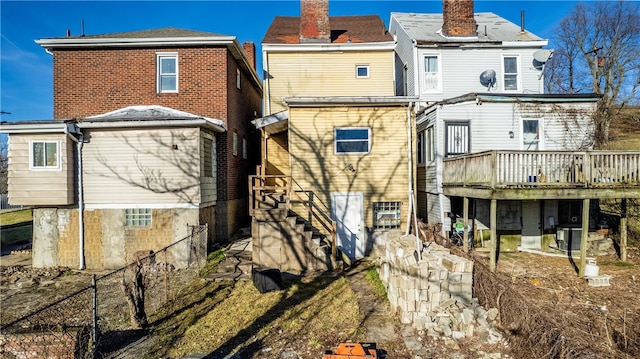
[{"x1": 262, "y1": 15, "x2": 393, "y2": 44}]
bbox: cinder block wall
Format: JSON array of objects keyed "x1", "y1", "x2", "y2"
[
  {"x1": 32, "y1": 208, "x2": 199, "y2": 270},
  {"x1": 377, "y1": 231, "x2": 474, "y2": 327}
]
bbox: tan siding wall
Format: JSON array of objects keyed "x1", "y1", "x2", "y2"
[
  {"x1": 8, "y1": 134, "x2": 74, "y2": 205},
  {"x1": 82, "y1": 128, "x2": 201, "y2": 205},
  {"x1": 289, "y1": 106, "x2": 412, "y2": 228},
  {"x1": 266, "y1": 51, "x2": 396, "y2": 114},
  {"x1": 266, "y1": 131, "x2": 290, "y2": 176}
]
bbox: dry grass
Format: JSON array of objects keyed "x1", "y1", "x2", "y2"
[{"x1": 145, "y1": 272, "x2": 362, "y2": 359}]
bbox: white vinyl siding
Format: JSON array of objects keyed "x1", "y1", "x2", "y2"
[
  {"x1": 82, "y1": 128, "x2": 202, "y2": 205},
  {"x1": 157, "y1": 53, "x2": 178, "y2": 93},
  {"x1": 7, "y1": 134, "x2": 74, "y2": 205}
]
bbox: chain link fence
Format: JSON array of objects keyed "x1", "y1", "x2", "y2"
[{"x1": 0, "y1": 224, "x2": 208, "y2": 358}]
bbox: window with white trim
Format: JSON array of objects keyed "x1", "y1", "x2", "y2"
[
  {"x1": 417, "y1": 131, "x2": 425, "y2": 164},
  {"x1": 157, "y1": 53, "x2": 178, "y2": 93},
  {"x1": 30, "y1": 141, "x2": 60, "y2": 170},
  {"x1": 203, "y1": 137, "x2": 215, "y2": 177},
  {"x1": 236, "y1": 68, "x2": 241, "y2": 89},
  {"x1": 423, "y1": 55, "x2": 441, "y2": 92},
  {"x1": 426, "y1": 126, "x2": 435, "y2": 162},
  {"x1": 334, "y1": 128, "x2": 371, "y2": 154},
  {"x1": 374, "y1": 202, "x2": 401, "y2": 229},
  {"x1": 125, "y1": 208, "x2": 152, "y2": 227},
  {"x1": 503, "y1": 56, "x2": 520, "y2": 91},
  {"x1": 356, "y1": 65, "x2": 369, "y2": 78}
]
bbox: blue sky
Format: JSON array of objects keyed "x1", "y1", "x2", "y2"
[{"x1": 1, "y1": 0, "x2": 580, "y2": 122}]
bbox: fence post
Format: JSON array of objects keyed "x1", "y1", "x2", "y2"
[{"x1": 92, "y1": 274, "x2": 98, "y2": 357}]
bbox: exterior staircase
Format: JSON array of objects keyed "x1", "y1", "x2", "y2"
[{"x1": 250, "y1": 181, "x2": 338, "y2": 274}]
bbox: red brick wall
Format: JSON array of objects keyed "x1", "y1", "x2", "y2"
[
  {"x1": 442, "y1": 0, "x2": 477, "y2": 37},
  {"x1": 52, "y1": 47, "x2": 229, "y2": 121}
]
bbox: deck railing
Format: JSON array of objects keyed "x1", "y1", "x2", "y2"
[{"x1": 443, "y1": 150, "x2": 640, "y2": 188}]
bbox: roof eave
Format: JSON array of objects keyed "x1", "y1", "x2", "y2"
[{"x1": 35, "y1": 36, "x2": 238, "y2": 48}]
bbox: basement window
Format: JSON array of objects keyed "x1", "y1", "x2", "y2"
[
  {"x1": 374, "y1": 202, "x2": 401, "y2": 229},
  {"x1": 125, "y1": 208, "x2": 152, "y2": 227}
]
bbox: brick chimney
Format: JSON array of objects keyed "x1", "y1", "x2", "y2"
[
  {"x1": 242, "y1": 41, "x2": 256, "y2": 69},
  {"x1": 442, "y1": 0, "x2": 477, "y2": 37},
  {"x1": 299, "y1": 0, "x2": 330, "y2": 43}
]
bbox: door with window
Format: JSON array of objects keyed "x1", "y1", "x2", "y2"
[
  {"x1": 522, "y1": 119, "x2": 542, "y2": 150},
  {"x1": 331, "y1": 192, "x2": 365, "y2": 260},
  {"x1": 445, "y1": 122, "x2": 470, "y2": 157}
]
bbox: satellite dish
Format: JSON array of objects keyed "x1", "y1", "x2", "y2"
[
  {"x1": 533, "y1": 49, "x2": 554, "y2": 63},
  {"x1": 479, "y1": 69, "x2": 496, "y2": 89}
]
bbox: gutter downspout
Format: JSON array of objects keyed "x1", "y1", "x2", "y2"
[
  {"x1": 404, "y1": 102, "x2": 421, "y2": 260},
  {"x1": 65, "y1": 124, "x2": 85, "y2": 270}
]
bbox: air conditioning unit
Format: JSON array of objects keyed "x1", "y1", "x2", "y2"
[{"x1": 556, "y1": 228, "x2": 582, "y2": 251}]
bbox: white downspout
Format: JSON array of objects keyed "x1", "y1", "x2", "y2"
[
  {"x1": 65, "y1": 125, "x2": 85, "y2": 270},
  {"x1": 404, "y1": 101, "x2": 421, "y2": 260}
]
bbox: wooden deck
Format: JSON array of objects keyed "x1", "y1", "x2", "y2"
[{"x1": 442, "y1": 150, "x2": 640, "y2": 199}]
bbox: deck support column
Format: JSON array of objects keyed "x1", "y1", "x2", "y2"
[
  {"x1": 579, "y1": 198, "x2": 590, "y2": 277},
  {"x1": 490, "y1": 199, "x2": 497, "y2": 272},
  {"x1": 463, "y1": 197, "x2": 469, "y2": 252},
  {"x1": 621, "y1": 198, "x2": 628, "y2": 262}
]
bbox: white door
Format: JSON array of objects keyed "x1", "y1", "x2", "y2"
[
  {"x1": 521, "y1": 200, "x2": 541, "y2": 249},
  {"x1": 331, "y1": 192, "x2": 365, "y2": 260}
]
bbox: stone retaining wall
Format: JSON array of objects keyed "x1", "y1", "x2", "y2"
[{"x1": 376, "y1": 232, "x2": 502, "y2": 342}]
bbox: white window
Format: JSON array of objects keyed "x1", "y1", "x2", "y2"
[
  {"x1": 232, "y1": 132, "x2": 238, "y2": 156},
  {"x1": 374, "y1": 202, "x2": 401, "y2": 229},
  {"x1": 157, "y1": 53, "x2": 178, "y2": 93},
  {"x1": 426, "y1": 126, "x2": 435, "y2": 162},
  {"x1": 503, "y1": 56, "x2": 520, "y2": 91},
  {"x1": 335, "y1": 128, "x2": 371, "y2": 154},
  {"x1": 522, "y1": 118, "x2": 543, "y2": 150},
  {"x1": 242, "y1": 138, "x2": 247, "y2": 159},
  {"x1": 356, "y1": 65, "x2": 369, "y2": 78},
  {"x1": 236, "y1": 68, "x2": 241, "y2": 89},
  {"x1": 125, "y1": 208, "x2": 152, "y2": 227},
  {"x1": 30, "y1": 141, "x2": 61, "y2": 170},
  {"x1": 423, "y1": 55, "x2": 441, "y2": 92}
]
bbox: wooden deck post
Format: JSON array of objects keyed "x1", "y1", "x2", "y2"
[
  {"x1": 621, "y1": 198, "x2": 628, "y2": 262},
  {"x1": 463, "y1": 197, "x2": 469, "y2": 252},
  {"x1": 490, "y1": 199, "x2": 497, "y2": 272},
  {"x1": 579, "y1": 198, "x2": 590, "y2": 277}
]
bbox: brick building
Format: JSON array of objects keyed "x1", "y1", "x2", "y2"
[{"x1": 2, "y1": 28, "x2": 262, "y2": 269}]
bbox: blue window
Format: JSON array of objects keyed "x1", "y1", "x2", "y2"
[{"x1": 335, "y1": 128, "x2": 370, "y2": 154}]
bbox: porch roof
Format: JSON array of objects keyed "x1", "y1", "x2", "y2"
[{"x1": 252, "y1": 110, "x2": 289, "y2": 135}]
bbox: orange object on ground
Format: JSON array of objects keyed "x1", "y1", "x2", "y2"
[{"x1": 323, "y1": 343, "x2": 377, "y2": 359}]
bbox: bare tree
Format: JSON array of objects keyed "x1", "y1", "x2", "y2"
[{"x1": 545, "y1": 1, "x2": 640, "y2": 147}]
